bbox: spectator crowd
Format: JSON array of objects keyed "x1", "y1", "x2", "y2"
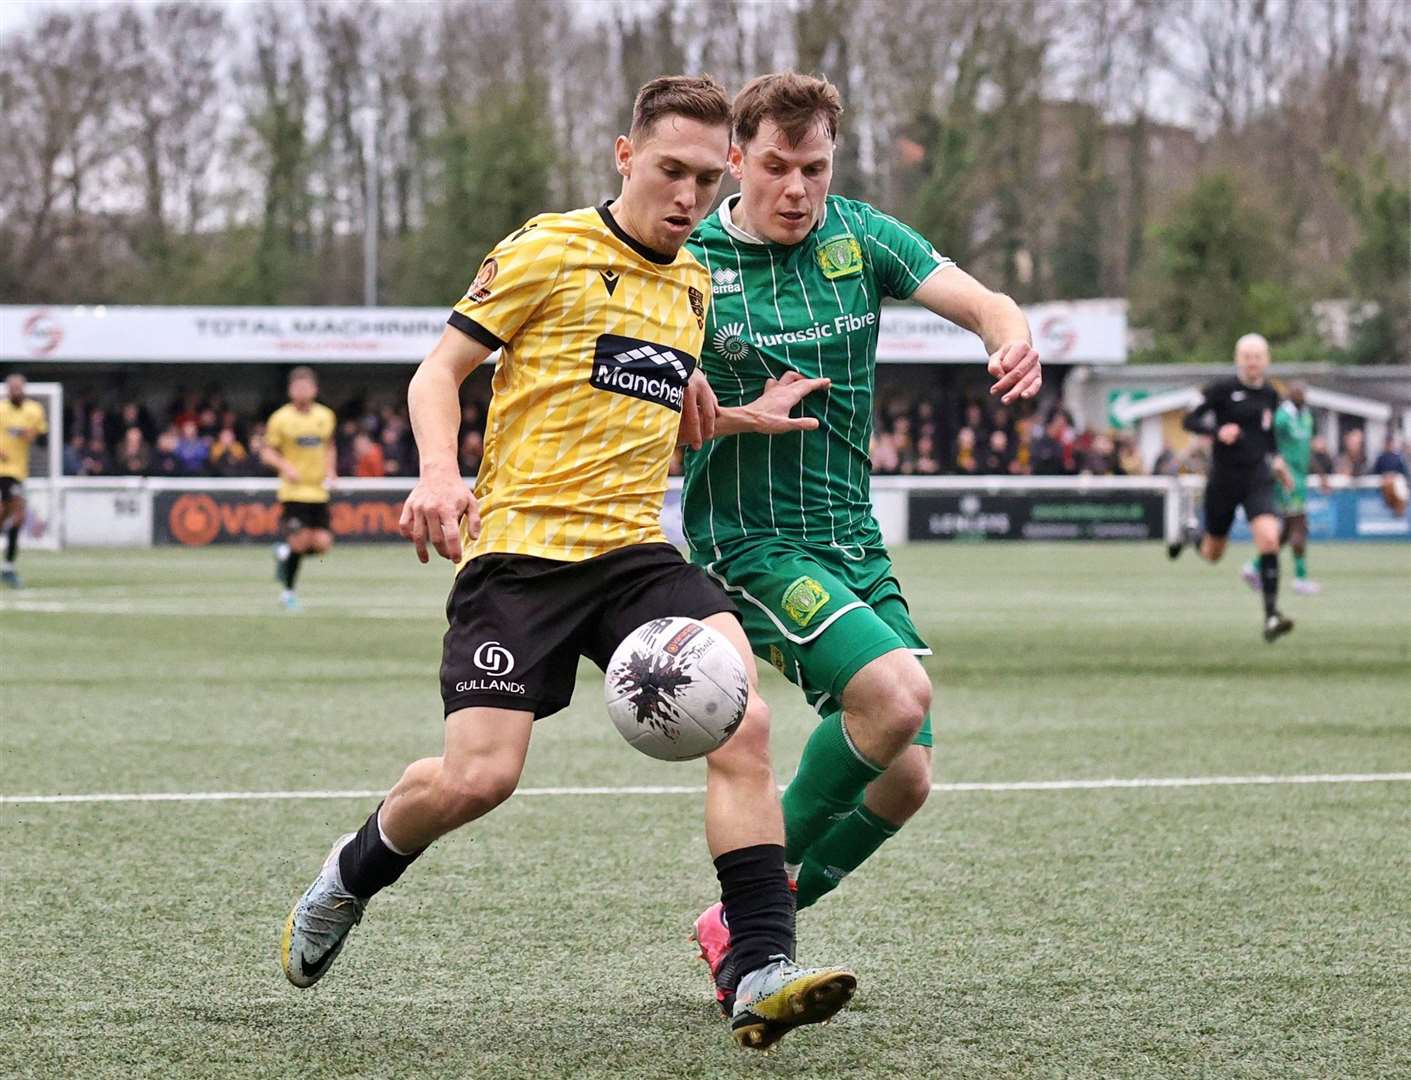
[
  {"x1": 61, "y1": 389, "x2": 463, "y2": 481},
  {"x1": 868, "y1": 393, "x2": 1147, "y2": 477},
  {"x1": 66, "y1": 384, "x2": 1401, "y2": 484}
]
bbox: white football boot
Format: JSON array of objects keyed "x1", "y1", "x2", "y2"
[{"x1": 281, "y1": 833, "x2": 365, "y2": 987}]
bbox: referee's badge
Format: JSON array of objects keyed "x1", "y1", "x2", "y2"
[{"x1": 817, "y1": 236, "x2": 863, "y2": 279}]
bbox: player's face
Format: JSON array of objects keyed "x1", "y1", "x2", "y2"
[
  {"x1": 1235, "y1": 340, "x2": 1269, "y2": 384},
  {"x1": 730, "y1": 117, "x2": 834, "y2": 245},
  {"x1": 1289, "y1": 381, "x2": 1307, "y2": 406},
  {"x1": 289, "y1": 376, "x2": 317, "y2": 407},
  {"x1": 6, "y1": 375, "x2": 23, "y2": 403},
  {"x1": 615, "y1": 116, "x2": 729, "y2": 254}
]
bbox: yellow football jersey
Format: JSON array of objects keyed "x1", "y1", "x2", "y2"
[
  {"x1": 265, "y1": 402, "x2": 336, "y2": 503},
  {"x1": 0, "y1": 398, "x2": 48, "y2": 481},
  {"x1": 448, "y1": 203, "x2": 709, "y2": 565}
]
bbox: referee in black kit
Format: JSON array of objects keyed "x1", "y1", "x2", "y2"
[{"x1": 1168, "y1": 333, "x2": 1295, "y2": 642}]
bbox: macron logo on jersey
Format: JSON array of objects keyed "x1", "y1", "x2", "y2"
[
  {"x1": 711, "y1": 267, "x2": 743, "y2": 295},
  {"x1": 590, "y1": 333, "x2": 694, "y2": 412}
]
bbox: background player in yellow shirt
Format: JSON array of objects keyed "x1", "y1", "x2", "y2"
[
  {"x1": 260, "y1": 366, "x2": 337, "y2": 610},
  {"x1": 280, "y1": 75, "x2": 853, "y2": 1051},
  {"x1": 1, "y1": 373, "x2": 49, "y2": 588}
]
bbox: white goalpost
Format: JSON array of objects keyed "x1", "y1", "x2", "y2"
[{"x1": 12, "y1": 380, "x2": 64, "y2": 551}]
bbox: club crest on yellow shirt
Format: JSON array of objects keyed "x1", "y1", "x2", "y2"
[
  {"x1": 817, "y1": 236, "x2": 863, "y2": 279},
  {"x1": 465, "y1": 258, "x2": 498, "y2": 303},
  {"x1": 688, "y1": 286, "x2": 705, "y2": 329}
]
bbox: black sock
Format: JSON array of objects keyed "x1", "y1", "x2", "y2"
[
  {"x1": 715, "y1": 843, "x2": 795, "y2": 980},
  {"x1": 1259, "y1": 551, "x2": 1280, "y2": 618},
  {"x1": 284, "y1": 552, "x2": 302, "y2": 590},
  {"x1": 338, "y1": 804, "x2": 423, "y2": 900},
  {"x1": 4, "y1": 524, "x2": 17, "y2": 563}
]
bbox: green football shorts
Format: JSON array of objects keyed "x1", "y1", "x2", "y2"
[
  {"x1": 697, "y1": 538, "x2": 933, "y2": 747},
  {"x1": 1275, "y1": 476, "x2": 1308, "y2": 516}
]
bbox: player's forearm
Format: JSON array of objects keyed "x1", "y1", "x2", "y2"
[
  {"x1": 407, "y1": 362, "x2": 464, "y2": 476},
  {"x1": 973, "y1": 292, "x2": 1031, "y2": 355},
  {"x1": 259, "y1": 447, "x2": 287, "y2": 472}
]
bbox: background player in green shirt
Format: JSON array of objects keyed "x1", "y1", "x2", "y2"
[
  {"x1": 1243, "y1": 380, "x2": 1323, "y2": 594},
  {"x1": 683, "y1": 72, "x2": 1040, "y2": 1014}
]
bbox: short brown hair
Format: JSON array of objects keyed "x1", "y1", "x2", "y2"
[
  {"x1": 288, "y1": 366, "x2": 317, "y2": 384},
  {"x1": 732, "y1": 72, "x2": 842, "y2": 147},
  {"x1": 631, "y1": 75, "x2": 731, "y2": 140}
]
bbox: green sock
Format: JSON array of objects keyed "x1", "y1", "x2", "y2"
[
  {"x1": 1294, "y1": 553, "x2": 1307, "y2": 579},
  {"x1": 780, "y1": 711, "x2": 883, "y2": 864},
  {"x1": 795, "y1": 804, "x2": 899, "y2": 910}
]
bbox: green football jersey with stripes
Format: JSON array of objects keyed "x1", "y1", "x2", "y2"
[
  {"x1": 1275, "y1": 401, "x2": 1314, "y2": 479},
  {"x1": 681, "y1": 194, "x2": 951, "y2": 555}
]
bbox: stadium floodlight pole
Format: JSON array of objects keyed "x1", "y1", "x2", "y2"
[{"x1": 362, "y1": 95, "x2": 380, "y2": 307}]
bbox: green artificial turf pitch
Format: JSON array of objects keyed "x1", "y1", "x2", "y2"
[{"x1": 2, "y1": 542, "x2": 1408, "y2": 1079}]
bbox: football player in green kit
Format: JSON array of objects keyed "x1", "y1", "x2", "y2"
[
  {"x1": 1243, "y1": 380, "x2": 1323, "y2": 595},
  {"x1": 681, "y1": 72, "x2": 1041, "y2": 1015}
]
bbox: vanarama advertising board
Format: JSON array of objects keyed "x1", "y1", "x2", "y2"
[{"x1": 154, "y1": 490, "x2": 406, "y2": 545}]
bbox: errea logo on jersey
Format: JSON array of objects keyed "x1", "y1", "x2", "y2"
[
  {"x1": 711, "y1": 267, "x2": 742, "y2": 295},
  {"x1": 590, "y1": 333, "x2": 694, "y2": 412}
]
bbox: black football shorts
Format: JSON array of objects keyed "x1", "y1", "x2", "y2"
[
  {"x1": 440, "y1": 542, "x2": 739, "y2": 719},
  {"x1": 1204, "y1": 460, "x2": 1277, "y2": 538},
  {"x1": 280, "y1": 500, "x2": 332, "y2": 534}
]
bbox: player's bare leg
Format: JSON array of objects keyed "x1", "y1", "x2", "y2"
[
  {"x1": 786, "y1": 654, "x2": 932, "y2": 911},
  {"x1": 779, "y1": 649, "x2": 929, "y2": 869},
  {"x1": 281, "y1": 707, "x2": 532, "y2": 987},
  {"x1": 1250, "y1": 513, "x2": 1293, "y2": 641},
  {"x1": 276, "y1": 526, "x2": 333, "y2": 610},
  {"x1": 1285, "y1": 514, "x2": 1320, "y2": 594},
  {"x1": 1, "y1": 493, "x2": 25, "y2": 587},
  {"x1": 698, "y1": 611, "x2": 855, "y2": 1049}
]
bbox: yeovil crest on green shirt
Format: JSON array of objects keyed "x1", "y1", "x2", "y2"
[{"x1": 817, "y1": 236, "x2": 863, "y2": 279}]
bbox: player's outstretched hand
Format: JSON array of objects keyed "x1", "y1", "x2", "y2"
[
  {"x1": 400, "y1": 467, "x2": 478, "y2": 564},
  {"x1": 679, "y1": 369, "x2": 718, "y2": 451},
  {"x1": 750, "y1": 371, "x2": 831, "y2": 433},
  {"x1": 1217, "y1": 423, "x2": 1242, "y2": 446},
  {"x1": 987, "y1": 342, "x2": 1042, "y2": 404}
]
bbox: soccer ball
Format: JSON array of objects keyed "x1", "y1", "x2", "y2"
[{"x1": 604, "y1": 616, "x2": 749, "y2": 761}]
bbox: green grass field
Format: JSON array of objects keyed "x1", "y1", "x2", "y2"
[{"x1": 2, "y1": 542, "x2": 1409, "y2": 1079}]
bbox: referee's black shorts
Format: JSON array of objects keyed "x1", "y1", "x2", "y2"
[
  {"x1": 439, "y1": 542, "x2": 738, "y2": 720},
  {"x1": 1204, "y1": 460, "x2": 1277, "y2": 538}
]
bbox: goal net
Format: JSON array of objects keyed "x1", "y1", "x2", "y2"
[{"x1": 9, "y1": 380, "x2": 63, "y2": 551}]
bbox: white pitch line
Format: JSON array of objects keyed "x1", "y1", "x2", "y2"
[{"x1": 3, "y1": 773, "x2": 1409, "y2": 805}]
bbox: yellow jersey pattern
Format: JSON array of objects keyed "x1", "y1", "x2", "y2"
[
  {"x1": 265, "y1": 403, "x2": 336, "y2": 503},
  {"x1": 448, "y1": 204, "x2": 709, "y2": 566},
  {"x1": 0, "y1": 398, "x2": 48, "y2": 481}
]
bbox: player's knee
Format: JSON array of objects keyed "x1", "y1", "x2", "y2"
[
  {"x1": 433, "y1": 765, "x2": 518, "y2": 827},
  {"x1": 708, "y1": 695, "x2": 772, "y2": 771},
  {"x1": 311, "y1": 532, "x2": 333, "y2": 554},
  {"x1": 877, "y1": 666, "x2": 930, "y2": 743}
]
